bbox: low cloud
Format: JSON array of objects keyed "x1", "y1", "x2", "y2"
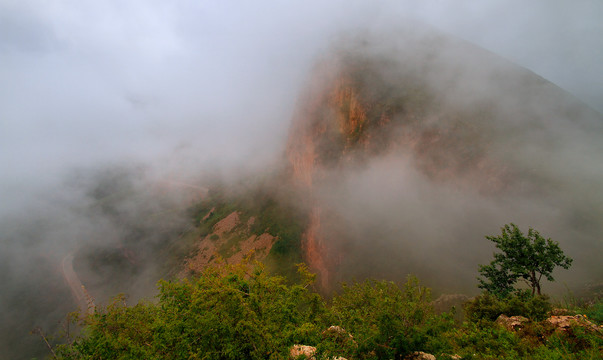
[{"x1": 1, "y1": 1, "x2": 601, "y2": 358}]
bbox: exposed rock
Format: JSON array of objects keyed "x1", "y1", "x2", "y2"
[
  {"x1": 495, "y1": 314, "x2": 529, "y2": 331},
  {"x1": 546, "y1": 315, "x2": 603, "y2": 334},
  {"x1": 443, "y1": 354, "x2": 462, "y2": 360},
  {"x1": 181, "y1": 236, "x2": 218, "y2": 276},
  {"x1": 322, "y1": 325, "x2": 357, "y2": 348},
  {"x1": 246, "y1": 216, "x2": 256, "y2": 229},
  {"x1": 213, "y1": 211, "x2": 240, "y2": 235},
  {"x1": 290, "y1": 344, "x2": 316, "y2": 359},
  {"x1": 405, "y1": 351, "x2": 436, "y2": 360},
  {"x1": 303, "y1": 207, "x2": 331, "y2": 289},
  {"x1": 323, "y1": 325, "x2": 347, "y2": 336},
  {"x1": 227, "y1": 233, "x2": 275, "y2": 264},
  {"x1": 182, "y1": 209, "x2": 276, "y2": 276}
]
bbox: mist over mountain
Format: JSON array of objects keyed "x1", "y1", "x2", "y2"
[
  {"x1": 286, "y1": 27, "x2": 603, "y2": 292},
  {"x1": 1, "y1": 2, "x2": 602, "y2": 359}
]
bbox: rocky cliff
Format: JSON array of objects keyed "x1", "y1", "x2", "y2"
[{"x1": 285, "y1": 28, "x2": 603, "y2": 290}]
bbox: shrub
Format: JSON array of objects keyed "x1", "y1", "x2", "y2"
[
  {"x1": 583, "y1": 299, "x2": 603, "y2": 324},
  {"x1": 330, "y1": 276, "x2": 454, "y2": 359},
  {"x1": 465, "y1": 291, "x2": 552, "y2": 322},
  {"x1": 54, "y1": 262, "x2": 328, "y2": 359}
]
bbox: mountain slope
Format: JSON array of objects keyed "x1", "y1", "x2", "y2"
[{"x1": 284, "y1": 27, "x2": 603, "y2": 291}]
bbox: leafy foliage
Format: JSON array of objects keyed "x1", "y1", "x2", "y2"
[
  {"x1": 55, "y1": 261, "x2": 326, "y2": 359},
  {"x1": 53, "y1": 264, "x2": 454, "y2": 360},
  {"x1": 465, "y1": 291, "x2": 552, "y2": 322},
  {"x1": 51, "y1": 261, "x2": 602, "y2": 359},
  {"x1": 583, "y1": 299, "x2": 603, "y2": 324},
  {"x1": 329, "y1": 277, "x2": 454, "y2": 359},
  {"x1": 478, "y1": 224, "x2": 572, "y2": 296},
  {"x1": 447, "y1": 314, "x2": 603, "y2": 360}
]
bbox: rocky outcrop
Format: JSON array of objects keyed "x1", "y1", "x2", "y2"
[
  {"x1": 495, "y1": 313, "x2": 603, "y2": 338},
  {"x1": 212, "y1": 211, "x2": 240, "y2": 236},
  {"x1": 546, "y1": 315, "x2": 602, "y2": 334},
  {"x1": 289, "y1": 345, "x2": 317, "y2": 359},
  {"x1": 405, "y1": 351, "x2": 436, "y2": 360},
  {"x1": 302, "y1": 207, "x2": 330, "y2": 288},
  {"x1": 495, "y1": 314, "x2": 530, "y2": 331},
  {"x1": 322, "y1": 325, "x2": 357, "y2": 349},
  {"x1": 182, "y1": 211, "x2": 276, "y2": 276},
  {"x1": 227, "y1": 233, "x2": 275, "y2": 264}
]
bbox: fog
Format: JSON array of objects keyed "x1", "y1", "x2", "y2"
[
  {"x1": 1, "y1": 1, "x2": 602, "y2": 358},
  {"x1": 287, "y1": 27, "x2": 603, "y2": 294}
]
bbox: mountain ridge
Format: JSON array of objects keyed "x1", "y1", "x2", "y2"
[{"x1": 281, "y1": 27, "x2": 603, "y2": 290}]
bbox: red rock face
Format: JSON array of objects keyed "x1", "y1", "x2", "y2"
[
  {"x1": 302, "y1": 207, "x2": 330, "y2": 288},
  {"x1": 285, "y1": 30, "x2": 603, "y2": 292},
  {"x1": 286, "y1": 61, "x2": 338, "y2": 288},
  {"x1": 285, "y1": 54, "x2": 507, "y2": 288},
  {"x1": 286, "y1": 58, "x2": 384, "y2": 288}
]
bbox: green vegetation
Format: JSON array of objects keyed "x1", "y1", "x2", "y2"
[
  {"x1": 52, "y1": 262, "x2": 454, "y2": 359},
  {"x1": 54, "y1": 262, "x2": 325, "y2": 359},
  {"x1": 478, "y1": 224, "x2": 573, "y2": 297},
  {"x1": 584, "y1": 301, "x2": 603, "y2": 324},
  {"x1": 456, "y1": 299, "x2": 603, "y2": 359},
  {"x1": 465, "y1": 291, "x2": 552, "y2": 322},
  {"x1": 329, "y1": 277, "x2": 454, "y2": 358},
  {"x1": 50, "y1": 260, "x2": 602, "y2": 359},
  {"x1": 458, "y1": 224, "x2": 601, "y2": 359},
  {"x1": 50, "y1": 214, "x2": 602, "y2": 360}
]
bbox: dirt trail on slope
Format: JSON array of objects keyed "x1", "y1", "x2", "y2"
[
  {"x1": 62, "y1": 253, "x2": 95, "y2": 315},
  {"x1": 60, "y1": 179, "x2": 206, "y2": 313}
]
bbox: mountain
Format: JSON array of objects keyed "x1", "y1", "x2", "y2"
[
  {"x1": 79, "y1": 26, "x2": 603, "y2": 299},
  {"x1": 281, "y1": 27, "x2": 603, "y2": 292},
  {"x1": 5, "y1": 25, "x2": 603, "y2": 360}
]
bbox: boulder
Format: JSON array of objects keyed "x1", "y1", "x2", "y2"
[
  {"x1": 546, "y1": 315, "x2": 602, "y2": 334},
  {"x1": 290, "y1": 345, "x2": 317, "y2": 359},
  {"x1": 322, "y1": 325, "x2": 357, "y2": 348},
  {"x1": 441, "y1": 353, "x2": 462, "y2": 359},
  {"x1": 495, "y1": 314, "x2": 529, "y2": 331},
  {"x1": 405, "y1": 351, "x2": 436, "y2": 360}
]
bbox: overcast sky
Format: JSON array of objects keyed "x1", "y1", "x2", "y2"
[{"x1": 1, "y1": 0, "x2": 602, "y2": 209}]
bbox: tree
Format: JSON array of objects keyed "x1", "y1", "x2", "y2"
[
  {"x1": 329, "y1": 276, "x2": 446, "y2": 359},
  {"x1": 478, "y1": 223, "x2": 572, "y2": 296},
  {"x1": 51, "y1": 261, "x2": 454, "y2": 359},
  {"x1": 53, "y1": 260, "x2": 329, "y2": 359}
]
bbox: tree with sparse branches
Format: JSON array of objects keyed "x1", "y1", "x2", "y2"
[{"x1": 478, "y1": 223, "x2": 572, "y2": 297}]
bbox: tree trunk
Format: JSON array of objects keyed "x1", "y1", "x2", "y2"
[
  {"x1": 536, "y1": 281, "x2": 541, "y2": 295},
  {"x1": 530, "y1": 270, "x2": 538, "y2": 296}
]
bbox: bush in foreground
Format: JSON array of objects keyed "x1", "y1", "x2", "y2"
[
  {"x1": 52, "y1": 261, "x2": 602, "y2": 359},
  {"x1": 53, "y1": 262, "x2": 453, "y2": 359},
  {"x1": 55, "y1": 261, "x2": 327, "y2": 359}
]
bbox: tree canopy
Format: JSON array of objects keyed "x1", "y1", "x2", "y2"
[
  {"x1": 478, "y1": 223, "x2": 572, "y2": 297},
  {"x1": 53, "y1": 260, "x2": 451, "y2": 360},
  {"x1": 49, "y1": 255, "x2": 602, "y2": 360}
]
